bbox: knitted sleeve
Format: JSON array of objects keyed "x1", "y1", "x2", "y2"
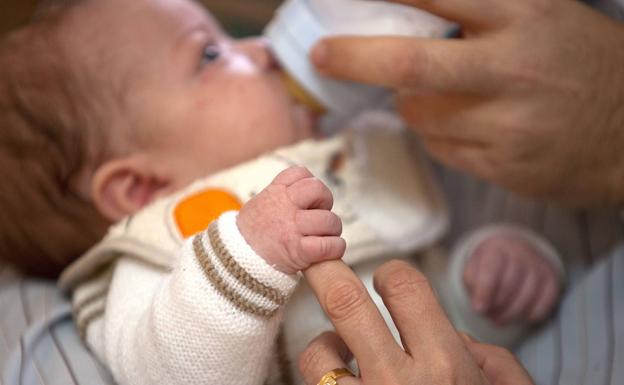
[{"x1": 75, "y1": 211, "x2": 298, "y2": 385}]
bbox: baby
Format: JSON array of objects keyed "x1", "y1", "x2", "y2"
[{"x1": 0, "y1": 0, "x2": 563, "y2": 384}]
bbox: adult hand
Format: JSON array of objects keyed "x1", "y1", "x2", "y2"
[
  {"x1": 311, "y1": 0, "x2": 624, "y2": 207},
  {"x1": 299, "y1": 260, "x2": 535, "y2": 385}
]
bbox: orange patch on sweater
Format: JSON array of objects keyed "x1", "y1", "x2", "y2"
[{"x1": 174, "y1": 189, "x2": 242, "y2": 238}]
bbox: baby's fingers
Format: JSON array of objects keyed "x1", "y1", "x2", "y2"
[
  {"x1": 495, "y1": 271, "x2": 539, "y2": 324},
  {"x1": 297, "y1": 210, "x2": 343, "y2": 236},
  {"x1": 492, "y1": 262, "x2": 526, "y2": 311},
  {"x1": 272, "y1": 166, "x2": 314, "y2": 186},
  {"x1": 527, "y1": 276, "x2": 560, "y2": 322},
  {"x1": 288, "y1": 177, "x2": 334, "y2": 210},
  {"x1": 468, "y1": 248, "x2": 507, "y2": 313},
  {"x1": 300, "y1": 236, "x2": 346, "y2": 265}
]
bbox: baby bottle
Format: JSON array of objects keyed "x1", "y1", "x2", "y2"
[{"x1": 265, "y1": 0, "x2": 455, "y2": 116}]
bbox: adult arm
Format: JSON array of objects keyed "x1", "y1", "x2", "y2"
[{"x1": 311, "y1": 0, "x2": 624, "y2": 207}]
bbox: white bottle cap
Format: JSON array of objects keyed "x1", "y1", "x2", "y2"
[{"x1": 265, "y1": 0, "x2": 455, "y2": 116}]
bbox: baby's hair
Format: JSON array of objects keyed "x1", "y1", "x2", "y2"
[{"x1": 0, "y1": 0, "x2": 111, "y2": 277}]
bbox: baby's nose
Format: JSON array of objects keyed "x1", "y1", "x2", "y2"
[{"x1": 236, "y1": 37, "x2": 279, "y2": 71}]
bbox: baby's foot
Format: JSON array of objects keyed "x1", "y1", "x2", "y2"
[{"x1": 462, "y1": 226, "x2": 562, "y2": 325}]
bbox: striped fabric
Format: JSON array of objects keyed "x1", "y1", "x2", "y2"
[
  {"x1": 433, "y1": 165, "x2": 624, "y2": 385},
  {"x1": 516, "y1": 246, "x2": 624, "y2": 385},
  {"x1": 0, "y1": 265, "x2": 115, "y2": 385},
  {"x1": 191, "y1": 223, "x2": 288, "y2": 318}
]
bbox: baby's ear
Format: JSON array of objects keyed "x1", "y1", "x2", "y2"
[{"x1": 91, "y1": 156, "x2": 172, "y2": 221}]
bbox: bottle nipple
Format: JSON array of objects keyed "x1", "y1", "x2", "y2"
[{"x1": 281, "y1": 72, "x2": 326, "y2": 115}]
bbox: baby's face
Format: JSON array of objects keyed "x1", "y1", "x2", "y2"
[{"x1": 78, "y1": 0, "x2": 316, "y2": 188}]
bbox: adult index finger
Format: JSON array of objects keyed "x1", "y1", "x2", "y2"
[
  {"x1": 304, "y1": 261, "x2": 406, "y2": 374},
  {"x1": 311, "y1": 36, "x2": 499, "y2": 95}
]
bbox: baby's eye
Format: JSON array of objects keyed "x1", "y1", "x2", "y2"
[{"x1": 201, "y1": 43, "x2": 221, "y2": 65}]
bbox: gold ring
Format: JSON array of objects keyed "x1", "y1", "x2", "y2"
[{"x1": 317, "y1": 368, "x2": 355, "y2": 385}]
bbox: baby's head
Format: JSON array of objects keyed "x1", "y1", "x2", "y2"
[{"x1": 0, "y1": 0, "x2": 315, "y2": 276}]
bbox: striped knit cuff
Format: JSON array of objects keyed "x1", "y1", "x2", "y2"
[{"x1": 193, "y1": 211, "x2": 298, "y2": 318}]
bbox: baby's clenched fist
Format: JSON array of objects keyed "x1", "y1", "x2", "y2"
[
  {"x1": 237, "y1": 166, "x2": 346, "y2": 275},
  {"x1": 463, "y1": 233, "x2": 561, "y2": 325}
]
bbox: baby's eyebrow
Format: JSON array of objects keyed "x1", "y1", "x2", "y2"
[
  {"x1": 172, "y1": 22, "x2": 222, "y2": 74},
  {"x1": 175, "y1": 24, "x2": 210, "y2": 47},
  {"x1": 171, "y1": 23, "x2": 215, "y2": 67}
]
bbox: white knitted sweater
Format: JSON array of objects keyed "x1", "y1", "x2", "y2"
[
  {"x1": 59, "y1": 112, "x2": 448, "y2": 385},
  {"x1": 70, "y1": 212, "x2": 296, "y2": 385}
]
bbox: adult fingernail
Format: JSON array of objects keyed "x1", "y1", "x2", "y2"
[{"x1": 311, "y1": 41, "x2": 328, "y2": 69}]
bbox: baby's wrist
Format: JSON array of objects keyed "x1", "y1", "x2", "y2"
[
  {"x1": 217, "y1": 211, "x2": 299, "y2": 284},
  {"x1": 235, "y1": 213, "x2": 297, "y2": 275},
  {"x1": 202, "y1": 212, "x2": 299, "y2": 317}
]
